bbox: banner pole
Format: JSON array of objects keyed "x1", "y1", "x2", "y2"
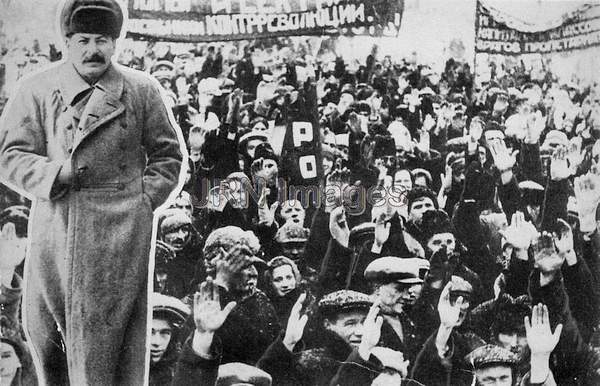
[{"x1": 473, "y1": 0, "x2": 480, "y2": 85}]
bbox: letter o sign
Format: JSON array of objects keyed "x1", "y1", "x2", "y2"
[{"x1": 299, "y1": 155, "x2": 317, "y2": 179}]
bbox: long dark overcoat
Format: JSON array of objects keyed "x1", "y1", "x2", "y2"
[{"x1": 0, "y1": 62, "x2": 183, "y2": 385}]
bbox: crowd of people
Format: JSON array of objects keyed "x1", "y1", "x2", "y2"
[{"x1": 2, "y1": 35, "x2": 600, "y2": 385}]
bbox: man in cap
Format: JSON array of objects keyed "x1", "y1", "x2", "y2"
[
  {"x1": 194, "y1": 226, "x2": 280, "y2": 365},
  {"x1": 149, "y1": 293, "x2": 191, "y2": 386},
  {"x1": 364, "y1": 256, "x2": 426, "y2": 366},
  {"x1": 257, "y1": 290, "x2": 372, "y2": 385},
  {"x1": 0, "y1": 1, "x2": 183, "y2": 384},
  {"x1": 411, "y1": 276, "x2": 485, "y2": 385},
  {"x1": 466, "y1": 305, "x2": 563, "y2": 385},
  {"x1": 159, "y1": 209, "x2": 202, "y2": 299}
]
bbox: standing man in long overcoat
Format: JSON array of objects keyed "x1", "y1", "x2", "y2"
[{"x1": 0, "y1": 1, "x2": 184, "y2": 384}]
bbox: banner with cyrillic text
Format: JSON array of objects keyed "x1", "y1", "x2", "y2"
[
  {"x1": 475, "y1": 1, "x2": 600, "y2": 55},
  {"x1": 126, "y1": 0, "x2": 403, "y2": 42}
]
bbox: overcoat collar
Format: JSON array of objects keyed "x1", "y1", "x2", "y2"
[
  {"x1": 57, "y1": 62, "x2": 124, "y2": 105},
  {"x1": 58, "y1": 62, "x2": 126, "y2": 152}
]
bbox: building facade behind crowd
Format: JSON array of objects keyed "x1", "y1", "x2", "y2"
[{"x1": 2, "y1": 30, "x2": 600, "y2": 385}]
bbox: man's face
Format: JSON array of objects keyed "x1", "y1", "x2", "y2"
[
  {"x1": 376, "y1": 156, "x2": 397, "y2": 170},
  {"x1": 427, "y1": 232, "x2": 456, "y2": 256},
  {"x1": 281, "y1": 242, "x2": 306, "y2": 262},
  {"x1": 409, "y1": 197, "x2": 435, "y2": 223},
  {"x1": 163, "y1": 226, "x2": 190, "y2": 252},
  {"x1": 232, "y1": 263, "x2": 258, "y2": 294},
  {"x1": 280, "y1": 201, "x2": 305, "y2": 225},
  {"x1": 377, "y1": 281, "x2": 422, "y2": 314},
  {"x1": 271, "y1": 264, "x2": 297, "y2": 296},
  {"x1": 150, "y1": 319, "x2": 172, "y2": 364},
  {"x1": 66, "y1": 33, "x2": 115, "y2": 82},
  {"x1": 174, "y1": 197, "x2": 193, "y2": 218},
  {"x1": 324, "y1": 310, "x2": 366, "y2": 348},
  {"x1": 475, "y1": 365, "x2": 513, "y2": 386},
  {"x1": 246, "y1": 139, "x2": 265, "y2": 159},
  {"x1": 0, "y1": 342, "x2": 21, "y2": 381},
  {"x1": 497, "y1": 331, "x2": 529, "y2": 360},
  {"x1": 394, "y1": 170, "x2": 413, "y2": 192}
]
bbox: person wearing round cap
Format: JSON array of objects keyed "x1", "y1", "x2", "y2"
[
  {"x1": 0, "y1": 1, "x2": 183, "y2": 384},
  {"x1": 256, "y1": 289, "x2": 372, "y2": 385},
  {"x1": 364, "y1": 256, "x2": 426, "y2": 366},
  {"x1": 149, "y1": 293, "x2": 190, "y2": 386}
]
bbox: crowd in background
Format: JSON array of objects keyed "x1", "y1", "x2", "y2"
[{"x1": 1, "y1": 35, "x2": 600, "y2": 385}]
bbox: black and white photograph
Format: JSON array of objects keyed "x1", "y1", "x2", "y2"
[{"x1": 0, "y1": 0, "x2": 599, "y2": 385}]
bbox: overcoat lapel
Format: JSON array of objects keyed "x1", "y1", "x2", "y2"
[
  {"x1": 56, "y1": 63, "x2": 126, "y2": 152},
  {"x1": 72, "y1": 88, "x2": 124, "y2": 151}
]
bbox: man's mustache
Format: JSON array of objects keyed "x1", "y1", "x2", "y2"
[{"x1": 83, "y1": 54, "x2": 105, "y2": 64}]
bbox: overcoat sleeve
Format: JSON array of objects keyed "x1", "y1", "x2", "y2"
[
  {"x1": 141, "y1": 82, "x2": 183, "y2": 209},
  {"x1": 0, "y1": 82, "x2": 67, "y2": 200}
]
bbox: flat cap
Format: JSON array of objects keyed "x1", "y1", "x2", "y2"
[
  {"x1": 217, "y1": 363, "x2": 272, "y2": 386},
  {"x1": 275, "y1": 222, "x2": 309, "y2": 244},
  {"x1": 318, "y1": 290, "x2": 372, "y2": 314},
  {"x1": 364, "y1": 256, "x2": 424, "y2": 284},
  {"x1": 466, "y1": 344, "x2": 519, "y2": 369},
  {"x1": 60, "y1": 0, "x2": 124, "y2": 39},
  {"x1": 160, "y1": 209, "x2": 192, "y2": 234},
  {"x1": 151, "y1": 293, "x2": 191, "y2": 328}
]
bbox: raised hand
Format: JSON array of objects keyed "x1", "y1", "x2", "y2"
[
  {"x1": 437, "y1": 280, "x2": 465, "y2": 328},
  {"x1": 550, "y1": 146, "x2": 571, "y2": 181},
  {"x1": 489, "y1": 139, "x2": 519, "y2": 173},
  {"x1": 468, "y1": 117, "x2": 484, "y2": 143},
  {"x1": 526, "y1": 303, "x2": 563, "y2": 384},
  {"x1": 533, "y1": 231, "x2": 565, "y2": 275},
  {"x1": 257, "y1": 187, "x2": 279, "y2": 227},
  {"x1": 0, "y1": 223, "x2": 27, "y2": 272},
  {"x1": 440, "y1": 164, "x2": 453, "y2": 192},
  {"x1": 524, "y1": 111, "x2": 545, "y2": 144},
  {"x1": 283, "y1": 293, "x2": 309, "y2": 352},
  {"x1": 499, "y1": 211, "x2": 538, "y2": 252},
  {"x1": 567, "y1": 136, "x2": 584, "y2": 173},
  {"x1": 415, "y1": 130, "x2": 430, "y2": 155},
  {"x1": 373, "y1": 213, "x2": 391, "y2": 248},
  {"x1": 574, "y1": 170, "x2": 600, "y2": 232},
  {"x1": 374, "y1": 158, "x2": 388, "y2": 181},
  {"x1": 214, "y1": 244, "x2": 253, "y2": 290},
  {"x1": 553, "y1": 218, "x2": 576, "y2": 265},
  {"x1": 525, "y1": 303, "x2": 563, "y2": 357},
  {"x1": 358, "y1": 301, "x2": 383, "y2": 360},
  {"x1": 193, "y1": 277, "x2": 237, "y2": 334},
  {"x1": 329, "y1": 206, "x2": 350, "y2": 248},
  {"x1": 348, "y1": 112, "x2": 362, "y2": 134},
  {"x1": 423, "y1": 114, "x2": 437, "y2": 133}
]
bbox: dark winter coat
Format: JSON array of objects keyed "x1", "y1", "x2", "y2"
[{"x1": 256, "y1": 329, "x2": 352, "y2": 386}]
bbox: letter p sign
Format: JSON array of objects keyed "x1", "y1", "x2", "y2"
[{"x1": 292, "y1": 122, "x2": 313, "y2": 147}]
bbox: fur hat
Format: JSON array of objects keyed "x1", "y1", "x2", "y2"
[
  {"x1": 421, "y1": 209, "x2": 454, "y2": 242},
  {"x1": 372, "y1": 135, "x2": 396, "y2": 159},
  {"x1": 406, "y1": 187, "x2": 439, "y2": 213},
  {"x1": 159, "y1": 209, "x2": 192, "y2": 235},
  {"x1": 60, "y1": 0, "x2": 124, "y2": 39},
  {"x1": 253, "y1": 142, "x2": 278, "y2": 163}
]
